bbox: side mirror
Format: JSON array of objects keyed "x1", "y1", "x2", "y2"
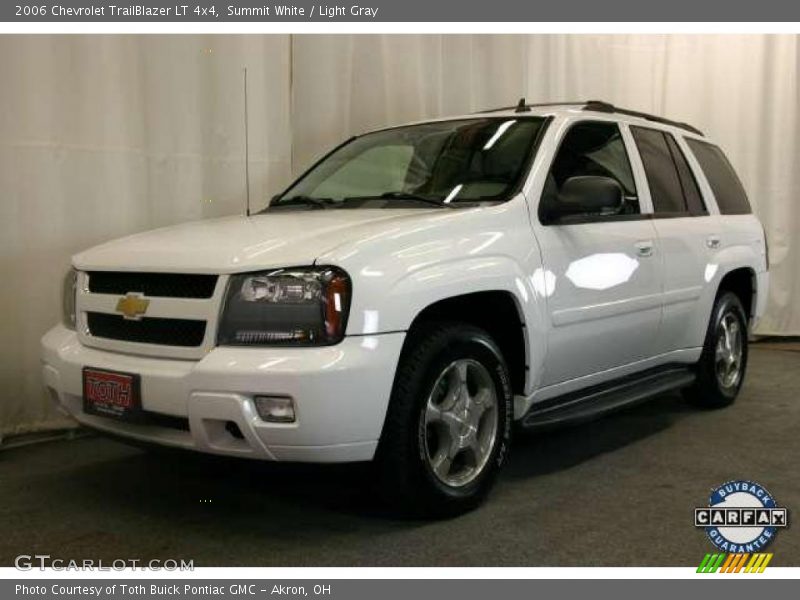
[{"x1": 545, "y1": 176, "x2": 624, "y2": 222}]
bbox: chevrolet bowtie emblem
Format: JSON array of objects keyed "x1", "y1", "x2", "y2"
[{"x1": 116, "y1": 292, "x2": 150, "y2": 320}]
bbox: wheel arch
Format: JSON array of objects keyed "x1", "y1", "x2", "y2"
[
  {"x1": 716, "y1": 266, "x2": 757, "y2": 325},
  {"x1": 404, "y1": 290, "x2": 529, "y2": 396}
]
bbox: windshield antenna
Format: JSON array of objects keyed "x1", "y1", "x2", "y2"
[{"x1": 243, "y1": 67, "x2": 251, "y2": 217}]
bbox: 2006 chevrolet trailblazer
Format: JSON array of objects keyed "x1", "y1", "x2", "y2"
[{"x1": 42, "y1": 100, "x2": 769, "y2": 515}]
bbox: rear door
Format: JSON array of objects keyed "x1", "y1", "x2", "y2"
[{"x1": 629, "y1": 126, "x2": 715, "y2": 353}]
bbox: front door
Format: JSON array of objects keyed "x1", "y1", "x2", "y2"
[{"x1": 532, "y1": 119, "x2": 663, "y2": 386}]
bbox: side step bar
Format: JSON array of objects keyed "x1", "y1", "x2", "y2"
[{"x1": 521, "y1": 366, "x2": 696, "y2": 430}]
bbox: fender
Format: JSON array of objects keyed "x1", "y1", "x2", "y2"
[
  {"x1": 320, "y1": 197, "x2": 549, "y2": 396},
  {"x1": 362, "y1": 255, "x2": 547, "y2": 399},
  {"x1": 705, "y1": 244, "x2": 762, "y2": 296},
  {"x1": 685, "y1": 242, "x2": 763, "y2": 348}
]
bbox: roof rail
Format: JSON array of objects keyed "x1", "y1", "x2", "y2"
[
  {"x1": 583, "y1": 100, "x2": 704, "y2": 136},
  {"x1": 478, "y1": 100, "x2": 587, "y2": 114},
  {"x1": 478, "y1": 98, "x2": 704, "y2": 136}
]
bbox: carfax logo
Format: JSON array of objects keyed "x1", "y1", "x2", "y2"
[{"x1": 694, "y1": 479, "x2": 788, "y2": 572}]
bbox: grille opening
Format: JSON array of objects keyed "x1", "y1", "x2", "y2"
[
  {"x1": 141, "y1": 411, "x2": 191, "y2": 432},
  {"x1": 87, "y1": 272, "x2": 218, "y2": 299},
  {"x1": 225, "y1": 421, "x2": 244, "y2": 440},
  {"x1": 87, "y1": 312, "x2": 206, "y2": 347}
]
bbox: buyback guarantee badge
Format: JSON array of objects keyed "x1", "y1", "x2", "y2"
[{"x1": 694, "y1": 480, "x2": 789, "y2": 573}]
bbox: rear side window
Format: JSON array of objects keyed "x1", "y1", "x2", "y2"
[
  {"x1": 665, "y1": 135, "x2": 706, "y2": 215},
  {"x1": 686, "y1": 139, "x2": 752, "y2": 214},
  {"x1": 631, "y1": 126, "x2": 706, "y2": 216}
]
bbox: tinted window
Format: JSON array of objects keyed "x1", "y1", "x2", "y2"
[
  {"x1": 631, "y1": 126, "x2": 687, "y2": 214},
  {"x1": 665, "y1": 134, "x2": 706, "y2": 215},
  {"x1": 276, "y1": 117, "x2": 545, "y2": 206},
  {"x1": 542, "y1": 121, "x2": 638, "y2": 217},
  {"x1": 686, "y1": 139, "x2": 751, "y2": 214}
]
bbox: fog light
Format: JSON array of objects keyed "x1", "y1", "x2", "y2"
[{"x1": 254, "y1": 396, "x2": 295, "y2": 423}]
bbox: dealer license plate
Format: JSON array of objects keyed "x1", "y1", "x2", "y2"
[{"x1": 82, "y1": 367, "x2": 142, "y2": 422}]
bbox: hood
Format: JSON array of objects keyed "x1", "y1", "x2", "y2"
[{"x1": 72, "y1": 209, "x2": 443, "y2": 273}]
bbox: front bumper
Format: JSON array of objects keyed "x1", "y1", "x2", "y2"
[{"x1": 41, "y1": 325, "x2": 405, "y2": 462}]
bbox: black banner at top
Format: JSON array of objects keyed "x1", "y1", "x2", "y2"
[{"x1": 4, "y1": 0, "x2": 800, "y2": 22}]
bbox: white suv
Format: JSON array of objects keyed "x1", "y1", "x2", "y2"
[{"x1": 42, "y1": 100, "x2": 769, "y2": 515}]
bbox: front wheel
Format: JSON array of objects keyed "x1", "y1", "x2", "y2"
[
  {"x1": 684, "y1": 291, "x2": 749, "y2": 408},
  {"x1": 375, "y1": 322, "x2": 512, "y2": 517}
]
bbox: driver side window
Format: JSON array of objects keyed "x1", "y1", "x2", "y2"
[{"x1": 541, "y1": 121, "x2": 639, "y2": 221}]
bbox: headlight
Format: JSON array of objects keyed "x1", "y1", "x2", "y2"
[
  {"x1": 62, "y1": 268, "x2": 78, "y2": 330},
  {"x1": 218, "y1": 267, "x2": 351, "y2": 346}
]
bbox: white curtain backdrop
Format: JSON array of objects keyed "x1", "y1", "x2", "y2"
[
  {"x1": 1, "y1": 34, "x2": 797, "y2": 436},
  {"x1": 0, "y1": 35, "x2": 291, "y2": 435}
]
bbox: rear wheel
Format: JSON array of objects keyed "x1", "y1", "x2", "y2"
[
  {"x1": 375, "y1": 322, "x2": 512, "y2": 517},
  {"x1": 684, "y1": 292, "x2": 749, "y2": 408}
]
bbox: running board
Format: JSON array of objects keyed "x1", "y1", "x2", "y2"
[{"x1": 521, "y1": 366, "x2": 696, "y2": 430}]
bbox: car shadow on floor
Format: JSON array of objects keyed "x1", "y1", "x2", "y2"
[
  {"x1": 52, "y1": 390, "x2": 696, "y2": 526},
  {"x1": 504, "y1": 391, "x2": 694, "y2": 480}
]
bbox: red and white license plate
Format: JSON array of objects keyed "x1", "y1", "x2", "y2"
[{"x1": 82, "y1": 367, "x2": 142, "y2": 421}]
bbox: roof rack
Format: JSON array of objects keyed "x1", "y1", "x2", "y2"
[
  {"x1": 479, "y1": 100, "x2": 587, "y2": 114},
  {"x1": 478, "y1": 98, "x2": 704, "y2": 136}
]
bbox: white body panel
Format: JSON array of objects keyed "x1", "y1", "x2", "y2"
[
  {"x1": 523, "y1": 117, "x2": 664, "y2": 386},
  {"x1": 42, "y1": 324, "x2": 404, "y2": 462},
  {"x1": 40, "y1": 105, "x2": 769, "y2": 462},
  {"x1": 73, "y1": 210, "x2": 460, "y2": 274},
  {"x1": 532, "y1": 219, "x2": 663, "y2": 385}
]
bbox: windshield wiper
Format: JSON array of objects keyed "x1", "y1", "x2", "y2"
[
  {"x1": 344, "y1": 192, "x2": 448, "y2": 207},
  {"x1": 272, "y1": 195, "x2": 335, "y2": 209}
]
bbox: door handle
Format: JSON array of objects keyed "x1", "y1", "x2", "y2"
[
  {"x1": 635, "y1": 241, "x2": 654, "y2": 257},
  {"x1": 706, "y1": 236, "x2": 721, "y2": 250}
]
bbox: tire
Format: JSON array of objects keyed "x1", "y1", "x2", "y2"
[
  {"x1": 683, "y1": 291, "x2": 749, "y2": 409},
  {"x1": 374, "y1": 322, "x2": 513, "y2": 517}
]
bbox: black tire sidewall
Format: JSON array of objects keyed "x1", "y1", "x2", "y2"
[
  {"x1": 412, "y1": 332, "x2": 512, "y2": 501},
  {"x1": 376, "y1": 323, "x2": 513, "y2": 514},
  {"x1": 703, "y1": 292, "x2": 749, "y2": 401}
]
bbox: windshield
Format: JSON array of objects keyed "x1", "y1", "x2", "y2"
[{"x1": 271, "y1": 117, "x2": 546, "y2": 208}]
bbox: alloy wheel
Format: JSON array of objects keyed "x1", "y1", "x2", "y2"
[
  {"x1": 715, "y1": 311, "x2": 744, "y2": 390},
  {"x1": 422, "y1": 359, "x2": 499, "y2": 488}
]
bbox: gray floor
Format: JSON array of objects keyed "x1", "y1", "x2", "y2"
[{"x1": 1, "y1": 345, "x2": 798, "y2": 567}]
